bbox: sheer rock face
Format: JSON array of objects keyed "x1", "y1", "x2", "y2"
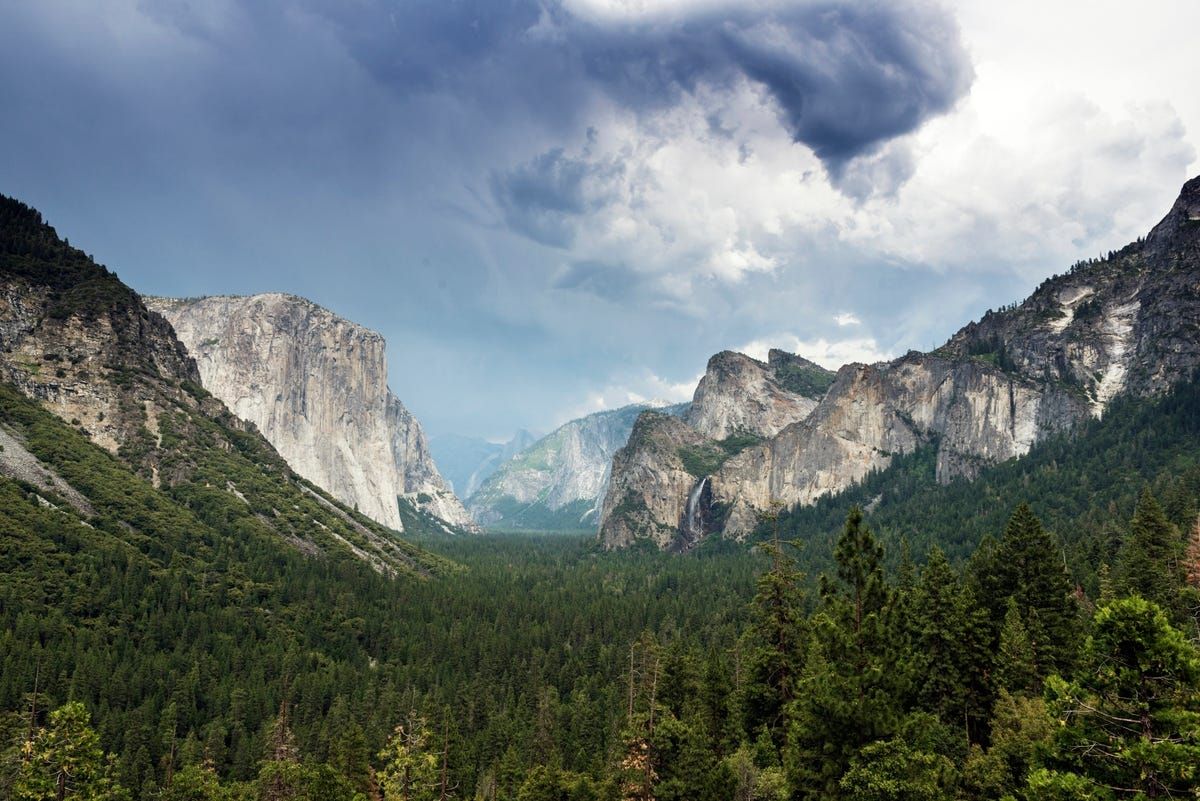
[
  {"x1": 148, "y1": 293, "x2": 476, "y2": 532},
  {"x1": 684, "y1": 350, "x2": 831, "y2": 439},
  {"x1": 597, "y1": 411, "x2": 712, "y2": 550},
  {"x1": 711, "y1": 356, "x2": 1088, "y2": 537},
  {"x1": 601, "y1": 176, "x2": 1200, "y2": 548},
  {"x1": 468, "y1": 403, "x2": 683, "y2": 529},
  {"x1": 599, "y1": 349, "x2": 831, "y2": 547}
]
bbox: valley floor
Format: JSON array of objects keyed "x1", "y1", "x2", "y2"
[{"x1": 7, "y1": 380, "x2": 1200, "y2": 800}]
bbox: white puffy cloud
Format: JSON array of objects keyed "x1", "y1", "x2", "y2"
[
  {"x1": 845, "y1": 85, "x2": 1196, "y2": 277},
  {"x1": 738, "y1": 334, "x2": 892, "y2": 370},
  {"x1": 493, "y1": 80, "x2": 850, "y2": 296},
  {"x1": 509, "y1": 63, "x2": 1194, "y2": 302},
  {"x1": 555, "y1": 369, "x2": 701, "y2": 425}
]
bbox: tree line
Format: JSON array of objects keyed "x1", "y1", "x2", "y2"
[{"x1": 5, "y1": 491, "x2": 1200, "y2": 800}]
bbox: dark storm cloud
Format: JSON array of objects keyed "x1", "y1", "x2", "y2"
[
  {"x1": 719, "y1": 4, "x2": 971, "y2": 170},
  {"x1": 305, "y1": 0, "x2": 971, "y2": 176},
  {"x1": 553, "y1": 260, "x2": 643, "y2": 302},
  {"x1": 0, "y1": 0, "x2": 976, "y2": 439},
  {"x1": 490, "y1": 147, "x2": 625, "y2": 248}
]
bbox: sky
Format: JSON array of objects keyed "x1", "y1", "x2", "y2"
[{"x1": 0, "y1": 0, "x2": 1197, "y2": 440}]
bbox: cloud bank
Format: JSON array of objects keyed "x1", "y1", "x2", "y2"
[{"x1": 0, "y1": 0, "x2": 1195, "y2": 438}]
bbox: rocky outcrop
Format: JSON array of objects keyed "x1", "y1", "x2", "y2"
[
  {"x1": 0, "y1": 194, "x2": 444, "y2": 574},
  {"x1": 148, "y1": 293, "x2": 476, "y2": 533},
  {"x1": 599, "y1": 348, "x2": 831, "y2": 547},
  {"x1": 601, "y1": 175, "x2": 1200, "y2": 548},
  {"x1": 468, "y1": 402, "x2": 685, "y2": 530},
  {"x1": 941, "y1": 176, "x2": 1200, "y2": 411},
  {"x1": 711, "y1": 356, "x2": 1086, "y2": 536},
  {"x1": 0, "y1": 258, "x2": 198, "y2": 457},
  {"x1": 684, "y1": 350, "x2": 832, "y2": 439},
  {"x1": 597, "y1": 410, "x2": 714, "y2": 550}
]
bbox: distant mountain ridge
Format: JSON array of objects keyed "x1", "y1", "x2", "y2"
[
  {"x1": 600, "y1": 175, "x2": 1200, "y2": 550},
  {"x1": 467, "y1": 401, "x2": 687, "y2": 530},
  {"x1": 431, "y1": 430, "x2": 537, "y2": 499},
  {"x1": 147, "y1": 293, "x2": 477, "y2": 533}
]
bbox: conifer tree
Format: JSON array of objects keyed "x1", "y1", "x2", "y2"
[
  {"x1": 699, "y1": 649, "x2": 739, "y2": 756},
  {"x1": 742, "y1": 503, "x2": 806, "y2": 748},
  {"x1": 908, "y1": 548, "x2": 994, "y2": 741},
  {"x1": 7, "y1": 701, "x2": 129, "y2": 801},
  {"x1": 975, "y1": 504, "x2": 1078, "y2": 676},
  {"x1": 909, "y1": 547, "x2": 967, "y2": 722},
  {"x1": 995, "y1": 598, "x2": 1037, "y2": 696},
  {"x1": 323, "y1": 698, "x2": 371, "y2": 797},
  {"x1": 1117, "y1": 489, "x2": 1182, "y2": 611},
  {"x1": 1182, "y1": 517, "x2": 1200, "y2": 636},
  {"x1": 435, "y1": 713, "x2": 455, "y2": 801},
  {"x1": 787, "y1": 508, "x2": 897, "y2": 801},
  {"x1": 618, "y1": 634, "x2": 663, "y2": 801},
  {"x1": 378, "y1": 714, "x2": 438, "y2": 801},
  {"x1": 827, "y1": 506, "x2": 889, "y2": 629},
  {"x1": 258, "y1": 699, "x2": 303, "y2": 801},
  {"x1": 1036, "y1": 597, "x2": 1200, "y2": 799},
  {"x1": 960, "y1": 690, "x2": 1054, "y2": 801},
  {"x1": 1097, "y1": 563, "x2": 1115, "y2": 605},
  {"x1": 896, "y1": 538, "x2": 916, "y2": 597}
]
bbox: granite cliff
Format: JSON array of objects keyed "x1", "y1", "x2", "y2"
[
  {"x1": 148, "y1": 293, "x2": 476, "y2": 533},
  {"x1": 600, "y1": 349, "x2": 833, "y2": 549},
  {"x1": 0, "y1": 194, "x2": 447, "y2": 575},
  {"x1": 685, "y1": 349, "x2": 832, "y2": 439},
  {"x1": 600, "y1": 175, "x2": 1200, "y2": 549}
]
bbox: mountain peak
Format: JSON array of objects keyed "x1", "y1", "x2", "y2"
[
  {"x1": 1145, "y1": 173, "x2": 1200, "y2": 254},
  {"x1": 1179, "y1": 174, "x2": 1200, "y2": 209},
  {"x1": 602, "y1": 173, "x2": 1200, "y2": 549}
]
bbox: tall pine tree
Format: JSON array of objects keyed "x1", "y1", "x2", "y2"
[
  {"x1": 787, "y1": 508, "x2": 898, "y2": 801},
  {"x1": 1117, "y1": 489, "x2": 1182, "y2": 612},
  {"x1": 741, "y1": 505, "x2": 806, "y2": 750},
  {"x1": 972, "y1": 504, "x2": 1078, "y2": 677},
  {"x1": 909, "y1": 547, "x2": 990, "y2": 737}
]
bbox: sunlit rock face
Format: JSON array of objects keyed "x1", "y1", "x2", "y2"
[
  {"x1": 710, "y1": 355, "x2": 1088, "y2": 538},
  {"x1": 600, "y1": 349, "x2": 833, "y2": 548},
  {"x1": 601, "y1": 176, "x2": 1200, "y2": 549},
  {"x1": 598, "y1": 410, "x2": 715, "y2": 550},
  {"x1": 149, "y1": 293, "x2": 476, "y2": 532},
  {"x1": 685, "y1": 349, "x2": 831, "y2": 440}
]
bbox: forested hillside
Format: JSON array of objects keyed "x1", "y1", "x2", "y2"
[
  {"x1": 3, "y1": 195, "x2": 1200, "y2": 801},
  {"x1": 756, "y1": 374, "x2": 1200, "y2": 588},
  {"x1": 0, "y1": 195, "x2": 451, "y2": 575},
  {"x1": 4, "y1": 381, "x2": 1200, "y2": 800}
]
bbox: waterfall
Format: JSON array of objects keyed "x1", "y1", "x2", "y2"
[{"x1": 683, "y1": 476, "x2": 709, "y2": 542}]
